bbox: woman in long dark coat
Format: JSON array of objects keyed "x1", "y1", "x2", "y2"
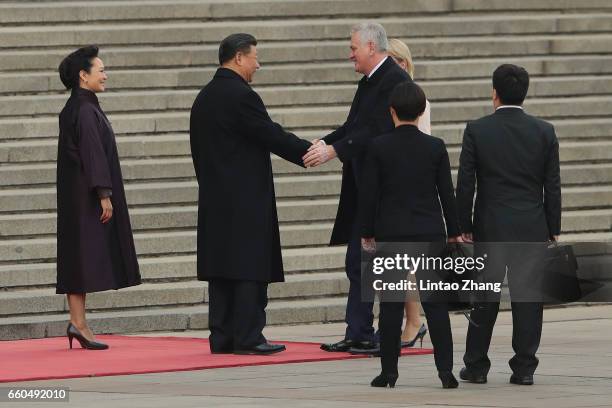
[{"x1": 56, "y1": 46, "x2": 141, "y2": 350}]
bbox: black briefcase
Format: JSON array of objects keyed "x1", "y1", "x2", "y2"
[
  {"x1": 437, "y1": 242, "x2": 480, "y2": 313},
  {"x1": 541, "y1": 242, "x2": 581, "y2": 303}
]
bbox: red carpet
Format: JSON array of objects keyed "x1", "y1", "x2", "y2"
[{"x1": 0, "y1": 335, "x2": 432, "y2": 383}]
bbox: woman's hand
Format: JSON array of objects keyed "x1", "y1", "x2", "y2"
[
  {"x1": 100, "y1": 197, "x2": 113, "y2": 224},
  {"x1": 361, "y1": 237, "x2": 376, "y2": 253},
  {"x1": 447, "y1": 235, "x2": 463, "y2": 243}
]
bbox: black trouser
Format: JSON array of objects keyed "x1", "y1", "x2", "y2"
[
  {"x1": 345, "y1": 218, "x2": 377, "y2": 342},
  {"x1": 379, "y1": 300, "x2": 453, "y2": 374},
  {"x1": 208, "y1": 278, "x2": 267, "y2": 352},
  {"x1": 464, "y1": 243, "x2": 545, "y2": 376},
  {"x1": 378, "y1": 235, "x2": 450, "y2": 375}
]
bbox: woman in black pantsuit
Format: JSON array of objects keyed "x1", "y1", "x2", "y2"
[
  {"x1": 56, "y1": 46, "x2": 141, "y2": 350},
  {"x1": 360, "y1": 81, "x2": 461, "y2": 388}
]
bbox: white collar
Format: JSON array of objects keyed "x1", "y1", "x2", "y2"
[
  {"x1": 496, "y1": 105, "x2": 524, "y2": 111},
  {"x1": 367, "y1": 56, "x2": 388, "y2": 78}
]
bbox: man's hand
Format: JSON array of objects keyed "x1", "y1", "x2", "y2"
[
  {"x1": 100, "y1": 197, "x2": 113, "y2": 224},
  {"x1": 307, "y1": 139, "x2": 324, "y2": 152},
  {"x1": 461, "y1": 233, "x2": 473, "y2": 243},
  {"x1": 448, "y1": 235, "x2": 463, "y2": 243},
  {"x1": 303, "y1": 143, "x2": 336, "y2": 167},
  {"x1": 361, "y1": 237, "x2": 376, "y2": 253}
]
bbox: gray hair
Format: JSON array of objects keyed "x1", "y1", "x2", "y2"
[{"x1": 351, "y1": 22, "x2": 388, "y2": 52}]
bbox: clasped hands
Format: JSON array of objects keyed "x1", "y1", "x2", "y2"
[
  {"x1": 303, "y1": 139, "x2": 337, "y2": 168},
  {"x1": 361, "y1": 235, "x2": 464, "y2": 252}
]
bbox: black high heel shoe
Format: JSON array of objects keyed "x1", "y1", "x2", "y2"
[
  {"x1": 370, "y1": 372, "x2": 398, "y2": 388},
  {"x1": 438, "y1": 371, "x2": 459, "y2": 389},
  {"x1": 67, "y1": 323, "x2": 109, "y2": 350},
  {"x1": 401, "y1": 324, "x2": 427, "y2": 348}
]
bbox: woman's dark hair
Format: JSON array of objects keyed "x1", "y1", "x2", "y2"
[
  {"x1": 492, "y1": 64, "x2": 529, "y2": 105},
  {"x1": 58, "y1": 45, "x2": 99, "y2": 90},
  {"x1": 389, "y1": 80, "x2": 427, "y2": 121},
  {"x1": 218, "y1": 33, "x2": 257, "y2": 65}
]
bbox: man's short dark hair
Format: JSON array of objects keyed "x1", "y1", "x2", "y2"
[
  {"x1": 492, "y1": 64, "x2": 529, "y2": 105},
  {"x1": 58, "y1": 45, "x2": 99, "y2": 89},
  {"x1": 218, "y1": 33, "x2": 257, "y2": 65},
  {"x1": 390, "y1": 81, "x2": 427, "y2": 121}
]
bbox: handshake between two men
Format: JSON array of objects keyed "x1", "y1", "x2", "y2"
[{"x1": 302, "y1": 139, "x2": 337, "y2": 168}]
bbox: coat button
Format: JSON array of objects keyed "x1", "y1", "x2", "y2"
[{"x1": 348, "y1": 140, "x2": 353, "y2": 144}]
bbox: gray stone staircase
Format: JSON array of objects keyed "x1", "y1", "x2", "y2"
[{"x1": 1, "y1": 0, "x2": 611, "y2": 340}]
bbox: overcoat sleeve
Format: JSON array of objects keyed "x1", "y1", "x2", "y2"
[
  {"x1": 328, "y1": 74, "x2": 399, "y2": 163},
  {"x1": 240, "y1": 89, "x2": 311, "y2": 167},
  {"x1": 322, "y1": 78, "x2": 363, "y2": 146},
  {"x1": 322, "y1": 122, "x2": 347, "y2": 146},
  {"x1": 359, "y1": 143, "x2": 381, "y2": 237},
  {"x1": 456, "y1": 122, "x2": 476, "y2": 233},
  {"x1": 543, "y1": 125, "x2": 561, "y2": 236},
  {"x1": 77, "y1": 105, "x2": 113, "y2": 193},
  {"x1": 189, "y1": 107, "x2": 202, "y2": 183},
  {"x1": 436, "y1": 140, "x2": 460, "y2": 237}
]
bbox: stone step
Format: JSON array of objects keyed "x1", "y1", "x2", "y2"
[
  {"x1": 0, "y1": 246, "x2": 347, "y2": 289},
  {"x1": 0, "y1": 199, "x2": 608, "y2": 240},
  {"x1": 0, "y1": 221, "x2": 338, "y2": 262},
  {"x1": 3, "y1": 205, "x2": 611, "y2": 263},
  {"x1": 3, "y1": 116, "x2": 612, "y2": 164},
  {"x1": 3, "y1": 34, "x2": 612, "y2": 72},
  {"x1": 2, "y1": 141, "x2": 610, "y2": 187},
  {"x1": 1, "y1": 160, "x2": 609, "y2": 238},
  {"x1": 0, "y1": 130, "x2": 320, "y2": 163},
  {"x1": 2, "y1": 229, "x2": 609, "y2": 291},
  {"x1": 562, "y1": 209, "x2": 612, "y2": 233},
  {"x1": 4, "y1": 55, "x2": 612, "y2": 95},
  {"x1": 0, "y1": 0, "x2": 449, "y2": 26},
  {"x1": 454, "y1": 0, "x2": 612, "y2": 12},
  {"x1": 3, "y1": 95, "x2": 612, "y2": 141},
  {"x1": 0, "y1": 198, "x2": 340, "y2": 237},
  {"x1": 0, "y1": 271, "x2": 349, "y2": 318},
  {"x1": 3, "y1": 13, "x2": 612, "y2": 49},
  {"x1": 1, "y1": 177, "x2": 610, "y2": 213},
  {"x1": 0, "y1": 296, "x2": 348, "y2": 341},
  {"x1": 2, "y1": 0, "x2": 610, "y2": 25},
  {"x1": 4, "y1": 75, "x2": 612, "y2": 118},
  {"x1": 2, "y1": 238, "x2": 610, "y2": 341}
]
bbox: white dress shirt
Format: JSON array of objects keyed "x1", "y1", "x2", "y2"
[
  {"x1": 367, "y1": 56, "x2": 388, "y2": 78},
  {"x1": 496, "y1": 105, "x2": 524, "y2": 110}
]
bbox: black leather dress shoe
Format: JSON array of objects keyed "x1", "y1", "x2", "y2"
[
  {"x1": 459, "y1": 367, "x2": 487, "y2": 384},
  {"x1": 320, "y1": 339, "x2": 359, "y2": 352},
  {"x1": 210, "y1": 348, "x2": 233, "y2": 354},
  {"x1": 510, "y1": 374, "x2": 534, "y2": 385},
  {"x1": 234, "y1": 342, "x2": 286, "y2": 355},
  {"x1": 348, "y1": 342, "x2": 380, "y2": 356}
]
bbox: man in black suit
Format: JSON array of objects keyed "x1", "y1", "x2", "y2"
[
  {"x1": 303, "y1": 22, "x2": 410, "y2": 353},
  {"x1": 456, "y1": 64, "x2": 561, "y2": 385},
  {"x1": 189, "y1": 33, "x2": 311, "y2": 355}
]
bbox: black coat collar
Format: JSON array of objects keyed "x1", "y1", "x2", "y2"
[
  {"x1": 363, "y1": 56, "x2": 395, "y2": 85},
  {"x1": 494, "y1": 106, "x2": 525, "y2": 116},
  {"x1": 72, "y1": 87, "x2": 99, "y2": 106},
  {"x1": 214, "y1": 67, "x2": 249, "y2": 85},
  {"x1": 393, "y1": 124, "x2": 420, "y2": 135}
]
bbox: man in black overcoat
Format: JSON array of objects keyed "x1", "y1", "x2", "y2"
[
  {"x1": 303, "y1": 22, "x2": 409, "y2": 353},
  {"x1": 189, "y1": 34, "x2": 311, "y2": 355},
  {"x1": 456, "y1": 64, "x2": 562, "y2": 386}
]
